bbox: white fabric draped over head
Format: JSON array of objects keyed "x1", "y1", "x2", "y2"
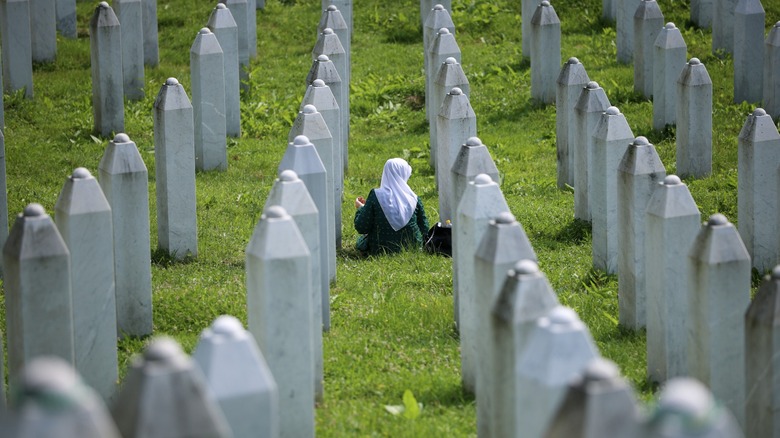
[{"x1": 375, "y1": 158, "x2": 418, "y2": 231}]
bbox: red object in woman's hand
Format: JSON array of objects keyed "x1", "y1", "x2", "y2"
[{"x1": 355, "y1": 197, "x2": 365, "y2": 208}]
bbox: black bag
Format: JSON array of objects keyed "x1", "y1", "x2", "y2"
[{"x1": 424, "y1": 222, "x2": 452, "y2": 257}]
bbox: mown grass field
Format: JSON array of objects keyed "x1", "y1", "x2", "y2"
[{"x1": 1, "y1": 0, "x2": 778, "y2": 435}]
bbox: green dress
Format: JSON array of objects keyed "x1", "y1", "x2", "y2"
[{"x1": 354, "y1": 189, "x2": 430, "y2": 255}]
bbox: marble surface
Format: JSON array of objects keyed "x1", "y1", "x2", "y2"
[
  {"x1": 115, "y1": 0, "x2": 145, "y2": 100},
  {"x1": 555, "y1": 58, "x2": 589, "y2": 188},
  {"x1": 733, "y1": 0, "x2": 765, "y2": 103},
  {"x1": 764, "y1": 23, "x2": 780, "y2": 121},
  {"x1": 530, "y1": 2, "x2": 561, "y2": 104},
  {"x1": 208, "y1": 3, "x2": 240, "y2": 137},
  {"x1": 89, "y1": 2, "x2": 124, "y2": 136},
  {"x1": 191, "y1": 28, "x2": 227, "y2": 171},
  {"x1": 573, "y1": 81, "x2": 610, "y2": 221},
  {"x1": 30, "y1": 0, "x2": 56, "y2": 62},
  {"x1": 55, "y1": 0, "x2": 76, "y2": 38},
  {"x1": 426, "y1": 28, "x2": 461, "y2": 168},
  {"x1": 617, "y1": 0, "x2": 642, "y2": 63},
  {"x1": 431, "y1": 58, "x2": 469, "y2": 178},
  {"x1": 633, "y1": 0, "x2": 664, "y2": 97},
  {"x1": 142, "y1": 0, "x2": 158, "y2": 65},
  {"x1": 652, "y1": 23, "x2": 686, "y2": 130},
  {"x1": 676, "y1": 58, "x2": 713, "y2": 178},
  {"x1": 436, "y1": 87, "x2": 476, "y2": 222},
  {"x1": 0, "y1": 0, "x2": 33, "y2": 98}
]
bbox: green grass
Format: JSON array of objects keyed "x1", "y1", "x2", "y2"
[{"x1": 1, "y1": 0, "x2": 778, "y2": 435}]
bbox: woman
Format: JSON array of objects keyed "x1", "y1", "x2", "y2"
[{"x1": 354, "y1": 158, "x2": 429, "y2": 255}]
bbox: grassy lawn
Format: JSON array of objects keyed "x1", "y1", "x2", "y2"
[{"x1": 1, "y1": 0, "x2": 778, "y2": 435}]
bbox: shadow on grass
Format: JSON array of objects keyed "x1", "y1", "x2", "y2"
[
  {"x1": 426, "y1": 381, "x2": 475, "y2": 406},
  {"x1": 151, "y1": 248, "x2": 197, "y2": 268},
  {"x1": 552, "y1": 218, "x2": 592, "y2": 245}
]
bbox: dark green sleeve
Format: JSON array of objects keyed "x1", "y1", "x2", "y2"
[
  {"x1": 416, "y1": 198, "x2": 429, "y2": 233},
  {"x1": 354, "y1": 189, "x2": 376, "y2": 234}
]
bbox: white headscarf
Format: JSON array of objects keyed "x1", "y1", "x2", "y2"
[{"x1": 374, "y1": 158, "x2": 418, "y2": 231}]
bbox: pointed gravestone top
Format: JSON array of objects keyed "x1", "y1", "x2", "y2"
[
  {"x1": 678, "y1": 58, "x2": 711, "y2": 86},
  {"x1": 739, "y1": 107, "x2": 780, "y2": 142},
  {"x1": 440, "y1": 88, "x2": 475, "y2": 119}
]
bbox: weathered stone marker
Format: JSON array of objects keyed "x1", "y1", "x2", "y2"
[
  {"x1": 208, "y1": 3, "x2": 241, "y2": 137},
  {"x1": 515, "y1": 306, "x2": 599, "y2": 438},
  {"x1": 112, "y1": 337, "x2": 231, "y2": 438},
  {"x1": 521, "y1": 0, "x2": 537, "y2": 57},
  {"x1": 573, "y1": 81, "x2": 610, "y2": 221},
  {"x1": 98, "y1": 133, "x2": 152, "y2": 337},
  {"x1": 3, "y1": 203, "x2": 74, "y2": 393},
  {"x1": 475, "y1": 214, "x2": 537, "y2": 438},
  {"x1": 545, "y1": 358, "x2": 641, "y2": 438},
  {"x1": 617, "y1": 0, "x2": 642, "y2": 63},
  {"x1": 12, "y1": 357, "x2": 121, "y2": 437},
  {"x1": 738, "y1": 108, "x2": 780, "y2": 272},
  {"x1": 153, "y1": 78, "x2": 198, "y2": 259},
  {"x1": 713, "y1": 0, "x2": 738, "y2": 54},
  {"x1": 323, "y1": 0, "x2": 352, "y2": 42},
  {"x1": 288, "y1": 106, "x2": 336, "y2": 284},
  {"x1": 556, "y1": 58, "x2": 590, "y2": 189},
  {"x1": 115, "y1": 0, "x2": 145, "y2": 100},
  {"x1": 264, "y1": 170, "x2": 324, "y2": 402},
  {"x1": 193, "y1": 315, "x2": 279, "y2": 438},
  {"x1": 246, "y1": 205, "x2": 315, "y2": 438},
  {"x1": 423, "y1": 4, "x2": 455, "y2": 116},
  {"x1": 733, "y1": 0, "x2": 765, "y2": 103},
  {"x1": 676, "y1": 57, "x2": 712, "y2": 178},
  {"x1": 56, "y1": 0, "x2": 76, "y2": 38},
  {"x1": 223, "y1": 0, "x2": 249, "y2": 73},
  {"x1": 691, "y1": 0, "x2": 713, "y2": 28},
  {"x1": 530, "y1": 1, "x2": 560, "y2": 104},
  {"x1": 491, "y1": 260, "x2": 559, "y2": 438},
  {"x1": 688, "y1": 213, "x2": 750, "y2": 427},
  {"x1": 191, "y1": 28, "x2": 227, "y2": 172},
  {"x1": 603, "y1": 0, "x2": 616, "y2": 21},
  {"x1": 427, "y1": 28, "x2": 462, "y2": 167},
  {"x1": 652, "y1": 23, "x2": 686, "y2": 130},
  {"x1": 431, "y1": 57, "x2": 469, "y2": 176},
  {"x1": 90, "y1": 2, "x2": 124, "y2": 137},
  {"x1": 642, "y1": 378, "x2": 744, "y2": 437},
  {"x1": 617, "y1": 136, "x2": 666, "y2": 329},
  {"x1": 765, "y1": 22, "x2": 780, "y2": 121},
  {"x1": 317, "y1": 6, "x2": 350, "y2": 112},
  {"x1": 0, "y1": 130, "x2": 8, "y2": 275},
  {"x1": 590, "y1": 107, "x2": 634, "y2": 274},
  {"x1": 142, "y1": 0, "x2": 158, "y2": 66},
  {"x1": 633, "y1": 0, "x2": 664, "y2": 97},
  {"x1": 746, "y1": 266, "x2": 780, "y2": 438},
  {"x1": 311, "y1": 27, "x2": 348, "y2": 177},
  {"x1": 0, "y1": 0, "x2": 33, "y2": 98},
  {"x1": 420, "y1": 0, "x2": 451, "y2": 28},
  {"x1": 247, "y1": 0, "x2": 256, "y2": 59},
  {"x1": 55, "y1": 167, "x2": 117, "y2": 401},
  {"x1": 645, "y1": 175, "x2": 700, "y2": 382},
  {"x1": 437, "y1": 87, "x2": 476, "y2": 222},
  {"x1": 306, "y1": 55, "x2": 346, "y2": 174},
  {"x1": 30, "y1": 0, "x2": 56, "y2": 62}
]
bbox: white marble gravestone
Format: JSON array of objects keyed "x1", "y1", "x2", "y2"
[
  {"x1": 691, "y1": 0, "x2": 713, "y2": 28},
  {"x1": 54, "y1": 167, "x2": 117, "y2": 401},
  {"x1": 633, "y1": 0, "x2": 664, "y2": 97},
  {"x1": 191, "y1": 28, "x2": 227, "y2": 171},
  {"x1": 573, "y1": 81, "x2": 610, "y2": 221},
  {"x1": 738, "y1": 108, "x2": 780, "y2": 272},
  {"x1": 676, "y1": 57, "x2": 712, "y2": 178},
  {"x1": 115, "y1": 0, "x2": 145, "y2": 100},
  {"x1": 475, "y1": 213, "x2": 537, "y2": 438},
  {"x1": 645, "y1": 175, "x2": 700, "y2": 382},
  {"x1": 652, "y1": 23, "x2": 686, "y2": 130},
  {"x1": 56, "y1": 0, "x2": 76, "y2": 39},
  {"x1": 603, "y1": 0, "x2": 616, "y2": 21},
  {"x1": 556, "y1": 58, "x2": 590, "y2": 189},
  {"x1": 427, "y1": 28, "x2": 461, "y2": 167},
  {"x1": 312, "y1": 29, "x2": 347, "y2": 125},
  {"x1": 246, "y1": 205, "x2": 315, "y2": 438},
  {"x1": 420, "y1": 0, "x2": 451, "y2": 28},
  {"x1": 617, "y1": 136, "x2": 666, "y2": 329},
  {"x1": 687, "y1": 213, "x2": 750, "y2": 427},
  {"x1": 530, "y1": 1, "x2": 560, "y2": 104},
  {"x1": 590, "y1": 107, "x2": 634, "y2": 274},
  {"x1": 208, "y1": 3, "x2": 241, "y2": 137},
  {"x1": 713, "y1": 0, "x2": 738, "y2": 54},
  {"x1": 3, "y1": 203, "x2": 74, "y2": 394},
  {"x1": 11, "y1": 357, "x2": 120, "y2": 437},
  {"x1": 153, "y1": 78, "x2": 198, "y2": 259},
  {"x1": 112, "y1": 337, "x2": 231, "y2": 438},
  {"x1": 617, "y1": 0, "x2": 642, "y2": 63},
  {"x1": 90, "y1": 2, "x2": 124, "y2": 137},
  {"x1": 733, "y1": 0, "x2": 765, "y2": 104},
  {"x1": 317, "y1": 5, "x2": 350, "y2": 168},
  {"x1": 0, "y1": 0, "x2": 33, "y2": 98},
  {"x1": 264, "y1": 170, "x2": 324, "y2": 402},
  {"x1": 193, "y1": 315, "x2": 279, "y2": 438},
  {"x1": 423, "y1": 5, "x2": 455, "y2": 115},
  {"x1": 30, "y1": 0, "x2": 56, "y2": 63},
  {"x1": 544, "y1": 358, "x2": 641, "y2": 438},
  {"x1": 491, "y1": 260, "x2": 559, "y2": 438},
  {"x1": 745, "y1": 266, "x2": 780, "y2": 438},
  {"x1": 323, "y1": 0, "x2": 352, "y2": 40},
  {"x1": 765, "y1": 22, "x2": 780, "y2": 121},
  {"x1": 142, "y1": 0, "x2": 158, "y2": 66},
  {"x1": 520, "y1": 0, "x2": 537, "y2": 57},
  {"x1": 223, "y1": 0, "x2": 249, "y2": 72},
  {"x1": 306, "y1": 55, "x2": 346, "y2": 173},
  {"x1": 98, "y1": 133, "x2": 152, "y2": 337},
  {"x1": 437, "y1": 87, "x2": 476, "y2": 222},
  {"x1": 455, "y1": 174, "x2": 509, "y2": 394},
  {"x1": 431, "y1": 57, "x2": 469, "y2": 176},
  {"x1": 0, "y1": 130, "x2": 8, "y2": 276}
]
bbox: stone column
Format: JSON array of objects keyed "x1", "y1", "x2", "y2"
[
  {"x1": 733, "y1": 0, "x2": 765, "y2": 103},
  {"x1": 691, "y1": 0, "x2": 713, "y2": 28},
  {"x1": 3, "y1": 203, "x2": 74, "y2": 393},
  {"x1": 115, "y1": 0, "x2": 145, "y2": 100},
  {"x1": 454, "y1": 174, "x2": 509, "y2": 393},
  {"x1": 676, "y1": 57, "x2": 712, "y2": 178},
  {"x1": 55, "y1": 0, "x2": 76, "y2": 38},
  {"x1": 530, "y1": 1, "x2": 560, "y2": 104},
  {"x1": 312, "y1": 28, "x2": 347, "y2": 177},
  {"x1": 246, "y1": 206, "x2": 315, "y2": 438},
  {"x1": 306, "y1": 55, "x2": 346, "y2": 175},
  {"x1": 475, "y1": 214, "x2": 537, "y2": 438},
  {"x1": 556, "y1": 58, "x2": 590, "y2": 189},
  {"x1": 208, "y1": 3, "x2": 240, "y2": 137},
  {"x1": 113, "y1": 338, "x2": 231, "y2": 438},
  {"x1": 590, "y1": 107, "x2": 634, "y2": 274},
  {"x1": 193, "y1": 315, "x2": 279, "y2": 438},
  {"x1": 191, "y1": 28, "x2": 227, "y2": 171},
  {"x1": 247, "y1": 0, "x2": 256, "y2": 59},
  {"x1": 687, "y1": 213, "x2": 750, "y2": 427},
  {"x1": 764, "y1": 22, "x2": 780, "y2": 121},
  {"x1": 420, "y1": 0, "x2": 452, "y2": 28},
  {"x1": 437, "y1": 87, "x2": 476, "y2": 222},
  {"x1": 427, "y1": 28, "x2": 461, "y2": 167},
  {"x1": 54, "y1": 167, "x2": 117, "y2": 401},
  {"x1": 423, "y1": 4, "x2": 455, "y2": 120},
  {"x1": 521, "y1": 0, "x2": 539, "y2": 57},
  {"x1": 264, "y1": 170, "x2": 325, "y2": 402},
  {"x1": 0, "y1": 0, "x2": 33, "y2": 98},
  {"x1": 142, "y1": 0, "x2": 158, "y2": 66},
  {"x1": 738, "y1": 108, "x2": 780, "y2": 272},
  {"x1": 633, "y1": 0, "x2": 664, "y2": 97},
  {"x1": 603, "y1": 0, "x2": 616, "y2": 21},
  {"x1": 223, "y1": 0, "x2": 249, "y2": 72},
  {"x1": 89, "y1": 2, "x2": 124, "y2": 137},
  {"x1": 98, "y1": 133, "x2": 152, "y2": 338},
  {"x1": 617, "y1": 136, "x2": 666, "y2": 329},
  {"x1": 573, "y1": 81, "x2": 611, "y2": 221},
  {"x1": 645, "y1": 175, "x2": 700, "y2": 382},
  {"x1": 30, "y1": 0, "x2": 56, "y2": 62},
  {"x1": 323, "y1": 0, "x2": 352, "y2": 41},
  {"x1": 317, "y1": 5, "x2": 349, "y2": 164},
  {"x1": 153, "y1": 78, "x2": 198, "y2": 259},
  {"x1": 617, "y1": 0, "x2": 642, "y2": 63},
  {"x1": 713, "y1": 0, "x2": 738, "y2": 54},
  {"x1": 652, "y1": 23, "x2": 687, "y2": 130},
  {"x1": 431, "y1": 57, "x2": 469, "y2": 179}
]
